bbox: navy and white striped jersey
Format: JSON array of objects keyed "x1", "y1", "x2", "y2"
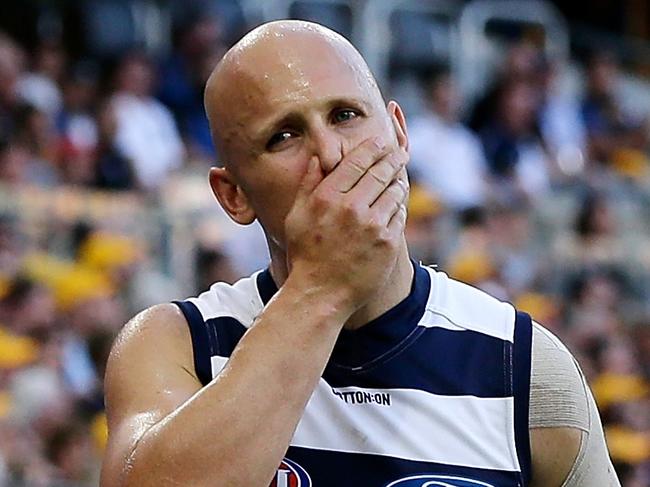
[{"x1": 174, "y1": 262, "x2": 533, "y2": 487}]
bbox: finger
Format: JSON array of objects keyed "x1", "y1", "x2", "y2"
[
  {"x1": 396, "y1": 166, "x2": 409, "y2": 186},
  {"x1": 347, "y1": 147, "x2": 407, "y2": 206},
  {"x1": 369, "y1": 177, "x2": 409, "y2": 226},
  {"x1": 321, "y1": 137, "x2": 388, "y2": 193},
  {"x1": 295, "y1": 156, "x2": 322, "y2": 201},
  {"x1": 386, "y1": 202, "x2": 408, "y2": 237}
]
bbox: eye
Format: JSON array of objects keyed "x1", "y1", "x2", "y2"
[
  {"x1": 332, "y1": 109, "x2": 359, "y2": 124},
  {"x1": 266, "y1": 131, "x2": 294, "y2": 150}
]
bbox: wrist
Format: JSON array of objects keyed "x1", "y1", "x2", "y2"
[{"x1": 282, "y1": 264, "x2": 357, "y2": 326}]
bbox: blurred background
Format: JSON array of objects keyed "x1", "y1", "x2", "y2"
[{"x1": 0, "y1": 0, "x2": 649, "y2": 485}]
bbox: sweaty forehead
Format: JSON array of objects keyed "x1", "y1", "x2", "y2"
[
  {"x1": 243, "y1": 29, "x2": 371, "y2": 91},
  {"x1": 205, "y1": 22, "x2": 382, "y2": 162}
]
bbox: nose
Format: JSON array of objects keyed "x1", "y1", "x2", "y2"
[{"x1": 310, "y1": 125, "x2": 344, "y2": 174}]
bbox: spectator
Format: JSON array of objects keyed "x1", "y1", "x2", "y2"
[
  {"x1": 0, "y1": 215, "x2": 22, "y2": 277},
  {"x1": 56, "y1": 61, "x2": 99, "y2": 168},
  {"x1": 195, "y1": 245, "x2": 237, "y2": 291},
  {"x1": 0, "y1": 33, "x2": 25, "y2": 137},
  {"x1": 408, "y1": 65, "x2": 488, "y2": 211},
  {"x1": 444, "y1": 206, "x2": 507, "y2": 299},
  {"x1": 581, "y1": 51, "x2": 646, "y2": 165},
  {"x1": 563, "y1": 268, "x2": 626, "y2": 360},
  {"x1": 0, "y1": 275, "x2": 56, "y2": 339},
  {"x1": 0, "y1": 138, "x2": 31, "y2": 185},
  {"x1": 16, "y1": 40, "x2": 65, "y2": 118},
  {"x1": 111, "y1": 52, "x2": 185, "y2": 190},
  {"x1": 13, "y1": 103, "x2": 60, "y2": 186},
  {"x1": 468, "y1": 42, "x2": 543, "y2": 133},
  {"x1": 553, "y1": 191, "x2": 628, "y2": 273},
  {"x1": 404, "y1": 184, "x2": 442, "y2": 265},
  {"x1": 158, "y1": 12, "x2": 225, "y2": 160},
  {"x1": 93, "y1": 100, "x2": 135, "y2": 190},
  {"x1": 488, "y1": 202, "x2": 545, "y2": 295},
  {"x1": 45, "y1": 422, "x2": 98, "y2": 487},
  {"x1": 477, "y1": 78, "x2": 552, "y2": 201},
  {"x1": 538, "y1": 59, "x2": 587, "y2": 177}
]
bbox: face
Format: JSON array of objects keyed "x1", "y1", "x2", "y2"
[
  {"x1": 590, "y1": 57, "x2": 617, "y2": 96},
  {"x1": 207, "y1": 29, "x2": 407, "y2": 251},
  {"x1": 500, "y1": 81, "x2": 538, "y2": 134},
  {"x1": 118, "y1": 58, "x2": 154, "y2": 97},
  {"x1": 431, "y1": 75, "x2": 458, "y2": 122}
]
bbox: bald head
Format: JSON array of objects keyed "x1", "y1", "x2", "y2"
[{"x1": 204, "y1": 20, "x2": 383, "y2": 168}]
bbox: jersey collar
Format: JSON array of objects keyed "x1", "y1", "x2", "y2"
[{"x1": 256, "y1": 261, "x2": 431, "y2": 370}]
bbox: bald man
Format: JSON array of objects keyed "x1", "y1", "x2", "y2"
[{"x1": 101, "y1": 21, "x2": 619, "y2": 487}]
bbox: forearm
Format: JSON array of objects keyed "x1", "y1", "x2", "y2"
[{"x1": 122, "y1": 276, "x2": 350, "y2": 487}]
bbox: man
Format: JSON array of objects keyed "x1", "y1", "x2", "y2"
[
  {"x1": 111, "y1": 52, "x2": 185, "y2": 189},
  {"x1": 101, "y1": 21, "x2": 619, "y2": 486},
  {"x1": 408, "y1": 65, "x2": 488, "y2": 211}
]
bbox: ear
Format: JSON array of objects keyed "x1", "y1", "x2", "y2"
[
  {"x1": 387, "y1": 100, "x2": 409, "y2": 152},
  {"x1": 209, "y1": 167, "x2": 257, "y2": 225}
]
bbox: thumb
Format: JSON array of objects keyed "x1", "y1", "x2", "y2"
[{"x1": 296, "y1": 156, "x2": 322, "y2": 199}]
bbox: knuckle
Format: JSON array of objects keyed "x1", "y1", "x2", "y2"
[
  {"x1": 368, "y1": 136, "x2": 387, "y2": 152},
  {"x1": 388, "y1": 152, "x2": 402, "y2": 172},
  {"x1": 386, "y1": 180, "x2": 405, "y2": 200},
  {"x1": 341, "y1": 198, "x2": 363, "y2": 219},
  {"x1": 346, "y1": 157, "x2": 366, "y2": 176},
  {"x1": 356, "y1": 137, "x2": 387, "y2": 165},
  {"x1": 399, "y1": 182, "x2": 410, "y2": 200},
  {"x1": 367, "y1": 217, "x2": 384, "y2": 232},
  {"x1": 311, "y1": 191, "x2": 330, "y2": 209},
  {"x1": 376, "y1": 229, "x2": 395, "y2": 247},
  {"x1": 368, "y1": 168, "x2": 391, "y2": 187}
]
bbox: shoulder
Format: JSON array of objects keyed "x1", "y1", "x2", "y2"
[
  {"x1": 104, "y1": 303, "x2": 199, "y2": 422},
  {"x1": 111, "y1": 270, "x2": 263, "y2": 360},
  {"x1": 530, "y1": 322, "x2": 589, "y2": 430},
  {"x1": 528, "y1": 322, "x2": 590, "y2": 486},
  {"x1": 102, "y1": 304, "x2": 204, "y2": 486},
  {"x1": 110, "y1": 303, "x2": 189, "y2": 354},
  {"x1": 178, "y1": 272, "x2": 265, "y2": 329},
  {"x1": 425, "y1": 269, "x2": 516, "y2": 342},
  {"x1": 107, "y1": 303, "x2": 193, "y2": 383}
]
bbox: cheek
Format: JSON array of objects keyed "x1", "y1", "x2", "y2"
[
  {"x1": 258, "y1": 156, "x2": 306, "y2": 196},
  {"x1": 366, "y1": 115, "x2": 397, "y2": 147},
  {"x1": 246, "y1": 155, "x2": 309, "y2": 224}
]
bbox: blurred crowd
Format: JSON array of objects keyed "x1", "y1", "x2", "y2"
[{"x1": 0, "y1": 3, "x2": 649, "y2": 486}]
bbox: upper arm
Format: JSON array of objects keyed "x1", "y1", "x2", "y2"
[
  {"x1": 530, "y1": 427, "x2": 582, "y2": 487},
  {"x1": 101, "y1": 303, "x2": 202, "y2": 487},
  {"x1": 529, "y1": 322, "x2": 620, "y2": 487}
]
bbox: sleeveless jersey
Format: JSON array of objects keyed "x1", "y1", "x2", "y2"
[{"x1": 174, "y1": 262, "x2": 533, "y2": 487}]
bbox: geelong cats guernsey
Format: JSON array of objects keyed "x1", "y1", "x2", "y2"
[{"x1": 174, "y1": 262, "x2": 533, "y2": 487}]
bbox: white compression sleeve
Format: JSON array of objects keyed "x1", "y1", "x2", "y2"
[{"x1": 530, "y1": 322, "x2": 620, "y2": 486}]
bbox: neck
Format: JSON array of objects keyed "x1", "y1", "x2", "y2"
[{"x1": 268, "y1": 239, "x2": 414, "y2": 331}]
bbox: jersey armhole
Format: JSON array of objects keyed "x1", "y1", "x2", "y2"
[
  {"x1": 172, "y1": 300, "x2": 214, "y2": 386},
  {"x1": 513, "y1": 310, "x2": 533, "y2": 485}
]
